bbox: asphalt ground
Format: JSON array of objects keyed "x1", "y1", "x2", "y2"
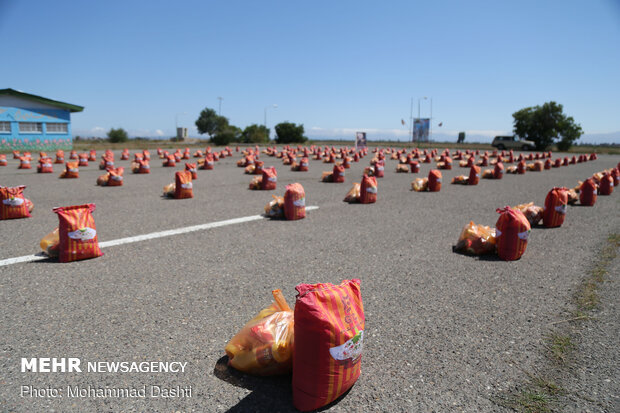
[{"x1": 0, "y1": 148, "x2": 618, "y2": 412}]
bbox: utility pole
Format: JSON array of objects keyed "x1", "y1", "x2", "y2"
[{"x1": 217, "y1": 97, "x2": 223, "y2": 115}]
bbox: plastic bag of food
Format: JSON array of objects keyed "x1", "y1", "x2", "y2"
[
  {"x1": 411, "y1": 177, "x2": 428, "y2": 192},
  {"x1": 513, "y1": 202, "x2": 544, "y2": 226},
  {"x1": 225, "y1": 289, "x2": 294, "y2": 376},
  {"x1": 264, "y1": 195, "x2": 285, "y2": 218},
  {"x1": 53, "y1": 204, "x2": 103, "y2": 262},
  {"x1": 454, "y1": 221, "x2": 497, "y2": 255},
  {"x1": 249, "y1": 176, "x2": 263, "y2": 190},
  {"x1": 396, "y1": 164, "x2": 409, "y2": 173},
  {"x1": 40, "y1": 228, "x2": 59, "y2": 257},
  {"x1": 284, "y1": 183, "x2": 306, "y2": 220},
  {"x1": 293, "y1": 279, "x2": 365, "y2": 411},
  {"x1": 495, "y1": 206, "x2": 530, "y2": 261},
  {"x1": 1, "y1": 186, "x2": 32, "y2": 220},
  {"x1": 343, "y1": 183, "x2": 361, "y2": 203},
  {"x1": 451, "y1": 175, "x2": 469, "y2": 185},
  {"x1": 542, "y1": 187, "x2": 568, "y2": 228},
  {"x1": 468, "y1": 165, "x2": 480, "y2": 185}
]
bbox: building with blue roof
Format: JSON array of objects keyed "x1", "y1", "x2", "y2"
[{"x1": 0, "y1": 89, "x2": 83, "y2": 152}]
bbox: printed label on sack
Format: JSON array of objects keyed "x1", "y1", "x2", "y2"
[
  {"x1": 111, "y1": 175, "x2": 123, "y2": 181},
  {"x1": 142, "y1": 165, "x2": 150, "y2": 169},
  {"x1": 329, "y1": 330, "x2": 364, "y2": 361},
  {"x1": 189, "y1": 168, "x2": 196, "y2": 173},
  {"x1": 301, "y1": 162, "x2": 308, "y2": 167},
  {"x1": 267, "y1": 177, "x2": 277, "y2": 182},
  {"x1": 436, "y1": 178, "x2": 442, "y2": 183},
  {"x1": 554, "y1": 204, "x2": 567, "y2": 214},
  {"x1": 22, "y1": 160, "x2": 30, "y2": 164},
  {"x1": 106, "y1": 162, "x2": 114, "y2": 166},
  {"x1": 43, "y1": 163, "x2": 52, "y2": 167},
  {"x1": 80, "y1": 158, "x2": 87, "y2": 162},
  {"x1": 365, "y1": 186, "x2": 378, "y2": 194},
  {"x1": 3, "y1": 197, "x2": 24, "y2": 206},
  {"x1": 181, "y1": 182, "x2": 193, "y2": 189},
  {"x1": 292, "y1": 198, "x2": 306, "y2": 207},
  {"x1": 69, "y1": 168, "x2": 79, "y2": 173},
  {"x1": 518, "y1": 230, "x2": 530, "y2": 240},
  {"x1": 68, "y1": 227, "x2": 97, "y2": 241}
]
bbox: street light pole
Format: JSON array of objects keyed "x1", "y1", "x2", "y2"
[
  {"x1": 430, "y1": 98, "x2": 433, "y2": 142},
  {"x1": 264, "y1": 104, "x2": 278, "y2": 140},
  {"x1": 217, "y1": 97, "x2": 223, "y2": 115}
]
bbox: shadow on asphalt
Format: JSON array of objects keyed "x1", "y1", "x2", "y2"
[{"x1": 214, "y1": 355, "x2": 355, "y2": 412}]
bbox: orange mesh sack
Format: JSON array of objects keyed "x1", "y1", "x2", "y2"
[
  {"x1": 225, "y1": 289, "x2": 294, "y2": 376},
  {"x1": 495, "y1": 206, "x2": 531, "y2": 261},
  {"x1": 293, "y1": 279, "x2": 365, "y2": 412},
  {"x1": 1, "y1": 186, "x2": 31, "y2": 220},
  {"x1": 174, "y1": 171, "x2": 193, "y2": 199},
  {"x1": 428, "y1": 169, "x2": 442, "y2": 192},
  {"x1": 360, "y1": 174, "x2": 377, "y2": 204},
  {"x1": 542, "y1": 187, "x2": 568, "y2": 228},
  {"x1": 53, "y1": 204, "x2": 103, "y2": 262},
  {"x1": 284, "y1": 183, "x2": 306, "y2": 220},
  {"x1": 260, "y1": 167, "x2": 277, "y2": 190}
]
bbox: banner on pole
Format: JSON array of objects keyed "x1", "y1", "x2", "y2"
[
  {"x1": 413, "y1": 118, "x2": 430, "y2": 142},
  {"x1": 355, "y1": 132, "x2": 367, "y2": 149}
]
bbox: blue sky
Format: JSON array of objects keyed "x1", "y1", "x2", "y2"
[{"x1": 1, "y1": 0, "x2": 619, "y2": 143}]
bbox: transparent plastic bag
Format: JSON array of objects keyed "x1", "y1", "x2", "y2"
[
  {"x1": 225, "y1": 289, "x2": 294, "y2": 376},
  {"x1": 40, "y1": 228, "x2": 59, "y2": 257},
  {"x1": 343, "y1": 183, "x2": 361, "y2": 203},
  {"x1": 264, "y1": 195, "x2": 285, "y2": 219},
  {"x1": 454, "y1": 221, "x2": 497, "y2": 255}
]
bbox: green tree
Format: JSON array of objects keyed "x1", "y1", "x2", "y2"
[
  {"x1": 274, "y1": 122, "x2": 307, "y2": 144},
  {"x1": 107, "y1": 128, "x2": 128, "y2": 143},
  {"x1": 512, "y1": 102, "x2": 583, "y2": 151},
  {"x1": 241, "y1": 124, "x2": 270, "y2": 143},
  {"x1": 195, "y1": 108, "x2": 222, "y2": 138},
  {"x1": 211, "y1": 126, "x2": 242, "y2": 146}
]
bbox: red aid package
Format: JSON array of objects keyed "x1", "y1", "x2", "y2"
[
  {"x1": 360, "y1": 174, "x2": 377, "y2": 204},
  {"x1": 428, "y1": 169, "x2": 442, "y2": 192},
  {"x1": 284, "y1": 183, "x2": 306, "y2": 220},
  {"x1": 542, "y1": 187, "x2": 568, "y2": 228},
  {"x1": 53, "y1": 204, "x2": 103, "y2": 262},
  {"x1": 174, "y1": 171, "x2": 194, "y2": 199},
  {"x1": 185, "y1": 163, "x2": 198, "y2": 179},
  {"x1": 495, "y1": 206, "x2": 530, "y2": 261},
  {"x1": 1, "y1": 186, "x2": 31, "y2": 219},
  {"x1": 332, "y1": 164, "x2": 345, "y2": 183},
  {"x1": 293, "y1": 279, "x2": 365, "y2": 412},
  {"x1": 261, "y1": 167, "x2": 277, "y2": 190},
  {"x1": 579, "y1": 178, "x2": 597, "y2": 206}
]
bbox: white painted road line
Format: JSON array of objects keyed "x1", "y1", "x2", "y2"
[{"x1": 0, "y1": 206, "x2": 319, "y2": 267}]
